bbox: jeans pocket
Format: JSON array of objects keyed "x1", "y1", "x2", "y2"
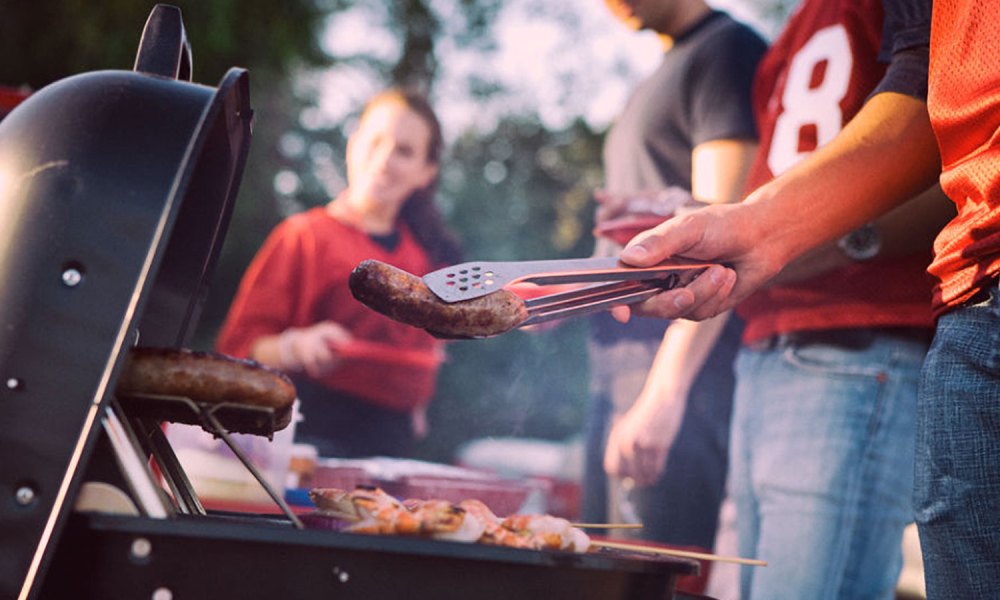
[{"x1": 781, "y1": 343, "x2": 886, "y2": 379}]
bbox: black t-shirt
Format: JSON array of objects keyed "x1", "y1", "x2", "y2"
[{"x1": 601, "y1": 11, "x2": 766, "y2": 194}]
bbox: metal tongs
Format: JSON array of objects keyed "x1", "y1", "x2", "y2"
[{"x1": 423, "y1": 256, "x2": 713, "y2": 329}]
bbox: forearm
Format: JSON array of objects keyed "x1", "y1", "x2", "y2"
[
  {"x1": 773, "y1": 183, "x2": 954, "y2": 283},
  {"x1": 627, "y1": 141, "x2": 745, "y2": 371},
  {"x1": 632, "y1": 313, "x2": 730, "y2": 410},
  {"x1": 249, "y1": 334, "x2": 285, "y2": 369},
  {"x1": 692, "y1": 139, "x2": 758, "y2": 205},
  {"x1": 249, "y1": 322, "x2": 353, "y2": 377},
  {"x1": 604, "y1": 313, "x2": 731, "y2": 484},
  {"x1": 742, "y1": 92, "x2": 940, "y2": 270}
]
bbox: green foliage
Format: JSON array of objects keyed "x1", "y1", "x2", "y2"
[
  {"x1": 0, "y1": 0, "x2": 330, "y2": 88},
  {"x1": 444, "y1": 116, "x2": 603, "y2": 260},
  {"x1": 0, "y1": 0, "x2": 337, "y2": 355}
]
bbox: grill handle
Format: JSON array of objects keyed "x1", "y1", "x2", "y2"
[{"x1": 133, "y1": 4, "x2": 193, "y2": 81}]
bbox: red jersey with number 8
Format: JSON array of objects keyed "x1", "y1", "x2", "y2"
[{"x1": 736, "y1": 0, "x2": 935, "y2": 343}]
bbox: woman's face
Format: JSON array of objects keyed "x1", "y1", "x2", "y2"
[{"x1": 345, "y1": 99, "x2": 438, "y2": 217}]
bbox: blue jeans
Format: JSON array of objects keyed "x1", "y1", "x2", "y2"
[
  {"x1": 731, "y1": 330, "x2": 926, "y2": 599},
  {"x1": 916, "y1": 281, "x2": 1000, "y2": 599}
]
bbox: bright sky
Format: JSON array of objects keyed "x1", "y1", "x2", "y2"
[{"x1": 315, "y1": 1, "x2": 784, "y2": 139}]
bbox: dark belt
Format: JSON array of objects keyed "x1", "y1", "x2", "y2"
[
  {"x1": 749, "y1": 326, "x2": 933, "y2": 352},
  {"x1": 964, "y1": 276, "x2": 999, "y2": 307}
]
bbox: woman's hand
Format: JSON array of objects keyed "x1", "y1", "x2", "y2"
[{"x1": 278, "y1": 321, "x2": 354, "y2": 378}]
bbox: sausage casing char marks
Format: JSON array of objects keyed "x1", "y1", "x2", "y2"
[
  {"x1": 115, "y1": 347, "x2": 297, "y2": 429},
  {"x1": 349, "y1": 259, "x2": 529, "y2": 338}
]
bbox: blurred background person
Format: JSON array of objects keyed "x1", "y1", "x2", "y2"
[
  {"x1": 583, "y1": 0, "x2": 765, "y2": 559},
  {"x1": 216, "y1": 88, "x2": 463, "y2": 459}
]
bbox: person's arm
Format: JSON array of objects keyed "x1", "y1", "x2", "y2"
[
  {"x1": 604, "y1": 312, "x2": 730, "y2": 485},
  {"x1": 604, "y1": 139, "x2": 754, "y2": 485},
  {"x1": 773, "y1": 182, "x2": 954, "y2": 283},
  {"x1": 216, "y1": 220, "x2": 356, "y2": 377},
  {"x1": 691, "y1": 139, "x2": 757, "y2": 207},
  {"x1": 618, "y1": 91, "x2": 941, "y2": 321},
  {"x1": 250, "y1": 322, "x2": 354, "y2": 378}
]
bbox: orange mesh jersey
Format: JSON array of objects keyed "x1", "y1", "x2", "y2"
[{"x1": 926, "y1": 0, "x2": 1000, "y2": 315}]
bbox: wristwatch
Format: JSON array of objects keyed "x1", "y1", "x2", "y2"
[{"x1": 837, "y1": 222, "x2": 881, "y2": 261}]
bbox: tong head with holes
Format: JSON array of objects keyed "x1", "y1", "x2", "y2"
[
  {"x1": 423, "y1": 256, "x2": 713, "y2": 303},
  {"x1": 424, "y1": 257, "x2": 714, "y2": 333}
]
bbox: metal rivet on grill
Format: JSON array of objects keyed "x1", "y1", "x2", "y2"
[
  {"x1": 333, "y1": 566, "x2": 350, "y2": 583},
  {"x1": 15, "y1": 486, "x2": 35, "y2": 506},
  {"x1": 152, "y1": 587, "x2": 173, "y2": 600},
  {"x1": 61, "y1": 267, "x2": 83, "y2": 287},
  {"x1": 6, "y1": 377, "x2": 22, "y2": 391},
  {"x1": 131, "y1": 537, "x2": 152, "y2": 560}
]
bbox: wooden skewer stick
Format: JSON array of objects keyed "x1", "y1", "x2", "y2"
[
  {"x1": 571, "y1": 522, "x2": 644, "y2": 530},
  {"x1": 592, "y1": 539, "x2": 768, "y2": 567}
]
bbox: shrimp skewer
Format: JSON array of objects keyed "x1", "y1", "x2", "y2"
[
  {"x1": 502, "y1": 514, "x2": 591, "y2": 553},
  {"x1": 458, "y1": 499, "x2": 538, "y2": 549},
  {"x1": 309, "y1": 485, "x2": 403, "y2": 522},
  {"x1": 310, "y1": 486, "x2": 485, "y2": 540},
  {"x1": 308, "y1": 486, "x2": 590, "y2": 553},
  {"x1": 406, "y1": 498, "x2": 487, "y2": 542}
]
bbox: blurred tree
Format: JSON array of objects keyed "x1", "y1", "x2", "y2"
[
  {"x1": 758, "y1": 0, "x2": 799, "y2": 30},
  {"x1": 0, "y1": 0, "x2": 337, "y2": 350},
  {"x1": 0, "y1": 1, "x2": 331, "y2": 88}
]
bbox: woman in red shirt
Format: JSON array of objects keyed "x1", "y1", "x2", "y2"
[{"x1": 216, "y1": 89, "x2": 461, "y2": 458}]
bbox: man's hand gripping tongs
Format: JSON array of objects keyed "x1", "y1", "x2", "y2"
[{"x1": 423, "y1": 256, "x2": 713, "y2": 329}]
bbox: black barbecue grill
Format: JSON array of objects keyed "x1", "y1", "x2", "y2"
[{"x1": 0, "y1": 6, "x2": 698, "y2": 599}]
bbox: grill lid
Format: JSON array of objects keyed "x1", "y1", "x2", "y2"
[{"x1": 0, "y1": 5, "x2": 253, "y2": 598}]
